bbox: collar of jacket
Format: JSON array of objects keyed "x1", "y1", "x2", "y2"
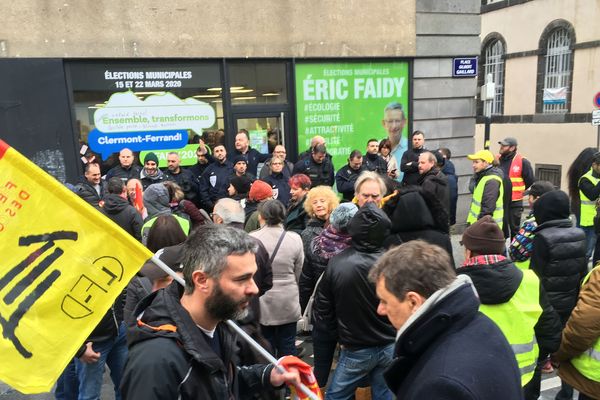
[
  {"x1": 384, "y1": 275, "x2": 479, "y2": 393},
  {"x1": 134, "y1": 282, "x2": 234, "y2": 374},
  {"x1": 395, "y1": 274, "x2": 478, "y2": 343}
]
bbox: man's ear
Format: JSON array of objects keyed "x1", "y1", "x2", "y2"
[
  {"x1": 191, "y1": 270, "x2": 211, "y2": 293},
  {"x1": 406, "y1": 291, "x2": 426, "y2": 311}
]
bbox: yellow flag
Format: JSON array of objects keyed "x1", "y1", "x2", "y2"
[{"x1": 0, "y1": 140, "x2": 153, "y2": 394}]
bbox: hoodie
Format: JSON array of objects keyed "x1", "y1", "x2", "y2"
[
  {"x1": 101, "y1": 193, "x2": 143, "y2": 241},
  {"x1": 143, "y1": 183, "x2": 171, "y2": 219},
  {"x1": 382, "y1": 188, "x2": 453, "y2": 259}
]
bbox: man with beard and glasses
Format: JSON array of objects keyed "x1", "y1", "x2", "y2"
[{"x1": 121, "y1": 224, "x2": 300, "y2": 400}]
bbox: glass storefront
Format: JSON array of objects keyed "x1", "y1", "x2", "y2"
[
  {"x1": 66, "y1": 59, "x2": 410, "y2": 175},
  {"x1": 67, "y1": 60, "x2": 293, "y2": 172}
]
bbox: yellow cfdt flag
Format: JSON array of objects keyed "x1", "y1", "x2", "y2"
[{"x1": 0, "y1": 140, "x2": 153, "y2": 393}]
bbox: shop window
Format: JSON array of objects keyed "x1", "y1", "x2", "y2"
[
  {"x1": 536, "y1": 20, "x2": 575, "y2": 114},
  {"x1": 68, "y1": 61, "x2": 224, "y2": 173},
  {"x1": 228, "y1": 62, "x2": 287, "y2": 105}
]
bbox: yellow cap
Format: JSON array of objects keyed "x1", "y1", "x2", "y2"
[{"x1": 467, "y1": 150, "x2": 494, "y2": 164}]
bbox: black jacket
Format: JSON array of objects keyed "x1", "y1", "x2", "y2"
[
  {"x1": 198, "y1": 161, "x2": 234, "y2": 211},
  {"x1": 263, "y1": 172, "x2": 291, "y2": 207},
  {"x1": 532, "y1": 190, "x2": 588, "y2": 324},
  {"x1": 75, "y1": 179, "x2": 106, "y2": 208},
  {"x1": 418, "y1": 168, "x2": 449, "y2": 230},
  {"x1": 400, "y1": 147, "x2": 426, "y2": 186},
  {"x1": 285, "y1": 196, "x2": 308, "y2": 234},
  {"x1": 364, "y1": 153, "x2": 388, "y2": 176},
  {"x1": 456, "y1": 259, "x2": 562, "y2": 354},
  {"x1": 469, "y1": 166, "x2": 504, "y2": 220},
  {"x1": 228, "y1": 148, "x2": 270, "y2": 177},
  {"x1": 292, "y1": 156, "x2": 334, "y2": 187},
  {"x1": 259, "y1": 158, "x2": 294, "y2": 180},
  {"x1": 164, "y1": 168, "x2": 200, "y2": 206},
  {"x1": 106, "y1": 164, "x2": 142, "y2": 182},
  {"x1": 335, "y1": 164, "x2": 364, "y2": 202},
  {"x1": 101, "y1": 193, "x2": 143, "y2": 241},
  {"x1": 313, "y1": 204, "x2": 396, "y2": 348},
  {"x1": 441, "y1": 160, "x2": 459, "y2": 225},
  {"x1": 298, "y1": 218, "x2": 328, "y2": 313},
  {"x1": 140, "y1": 168, "x2": 166, "y2": 190},
  {"x1": 76, "y1": 290, "x2": 126, "y2": 357},
  {"x1": 121, "y1": 283, "x2": 275, "y2": 400},
  {"x1": 498, "y1": 151, "x2": 535, "y2": 206},
  {"x1": 382, "y1": 187, "x2": 453, "y2": 258},
  {"x1": 188, "y1": 161, "x2": 211, "y2": 182},
  {"x1": 386, "y1": 279, "x2": 523, "y2": 399}
]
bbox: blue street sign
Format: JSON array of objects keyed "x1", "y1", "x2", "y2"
[{"x1": 453, "y1": 57, "x2": 478, "y2": 78}]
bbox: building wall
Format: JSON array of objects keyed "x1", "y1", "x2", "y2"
[
  {"x1": 572, "y1": 47, "x2": 600, "y2": 113},
  {"x1": 1, "y1": 0, "x2": 481, "y2": 228},
  {"x1": 478, "y1": 0, "x2": 600, "y2": 193},
  {"x1": 1, "y1": 0, "x2": 416, "y2": 58},
  {"x1": 414, "y1": 0, "x2": 481, "y2": 225}
]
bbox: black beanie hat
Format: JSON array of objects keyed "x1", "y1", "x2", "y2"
[{"x1": 462, "y1": 215, "x2": 505, "y2": 255}]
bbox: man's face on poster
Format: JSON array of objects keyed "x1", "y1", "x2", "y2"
[{"x1": 382, "y1": 109, "x2": 406, "y2": 138}]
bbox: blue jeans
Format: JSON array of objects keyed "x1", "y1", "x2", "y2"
[
  {"x1": 325, "y1": 344, "x2": 394, "y2": 400},
  {"x1": 75, "y1": 322, "x2": 128, "y2": 400},
  {"x1": 55, "y1": 358, "x2": 78, "y2": 400},
  {"x1": 261, "y1": 322, "x2": 297, "y2": 358}
]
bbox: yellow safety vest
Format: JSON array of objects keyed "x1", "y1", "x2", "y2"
[
  {"x1": 479, "y1": 269, "x2": 542, "y2": 386},
  {"x1": 514, "y1": 259, "x2": 531, "y2": 270},
  {"x1": 578, "y1": 169, "x2": 600, "y2": 227},
  {"x1": 570, "y1": 267, "x2": 600, "y2": 382},
  {"x1": 467, "y1": 174, "x2": 504, "y2": 226}
]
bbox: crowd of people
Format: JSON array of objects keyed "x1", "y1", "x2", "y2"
[{"x1": 53, "y1": 130, "x2": 600, "y2": 400}]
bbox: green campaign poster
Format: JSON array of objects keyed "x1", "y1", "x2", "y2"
[{"x1": 295, "y1": 61, "x2": 410, "y2": 179}]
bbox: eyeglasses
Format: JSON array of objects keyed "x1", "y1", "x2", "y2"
[{"x1": 271, "y1": 162, "x2": 283, "y2": 165}]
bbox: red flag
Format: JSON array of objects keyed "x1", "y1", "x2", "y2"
[
  {"x1": 279, "y1": 355, "x2": 323, "y2": 399},
  {"x1": 134, "y1": 182, "x2": 144, "y2": 214}
]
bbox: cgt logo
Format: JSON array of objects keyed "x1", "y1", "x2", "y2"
[
  {"x1": 0, "y1": 231, "x2": 124, "y2": 359},
  {"x1": 61, "y1": 256, "x2": 124, "y2": 319}
]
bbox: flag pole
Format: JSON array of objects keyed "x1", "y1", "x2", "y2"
[{"x1": 150, "y1": 255, "x2": 320, "y2": 400}]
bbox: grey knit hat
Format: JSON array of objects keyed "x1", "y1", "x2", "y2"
[
  {"x1": 329, "y1": 202, "x2": 358, "y2": 233},
  {"x1": 143, "y1": 183, "x2": 170, "y2": 218}
]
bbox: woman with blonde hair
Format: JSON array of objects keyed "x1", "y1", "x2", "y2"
[{"x1": 298, "y1": 186, "x2": 339, "y2": 312}]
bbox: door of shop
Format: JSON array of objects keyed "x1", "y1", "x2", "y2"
[{"x1": 233, "y1": 111, "x2": 293, "y2": 175}]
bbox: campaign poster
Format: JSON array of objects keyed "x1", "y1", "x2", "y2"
[{"x1": 295, "y1": 61, "x2": 410, "y2": 174}]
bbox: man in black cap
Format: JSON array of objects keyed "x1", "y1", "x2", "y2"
[
  {"x1": 498, "y1": 137, "x2": 535, "y2": 239},
  {"x1": 140, "y1": 152, "x2": 165, "y2": 189}
]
